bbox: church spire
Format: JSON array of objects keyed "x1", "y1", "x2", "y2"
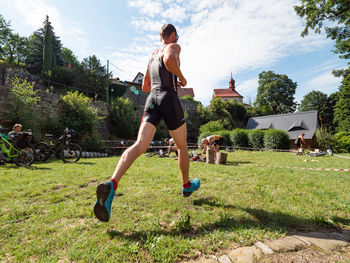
[{"x1": 229, "y1": 72, "x2": 235, "y2": 91}]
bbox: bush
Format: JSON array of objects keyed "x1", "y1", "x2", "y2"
[
  {"x1": 248, "y1": 130, "x2": 264, "y2": 149},
  {"x1": 264, "y1": 129, "x2": 290, "y2": 150},
  {"x1": 199, "y1": 120, "x2": 225, "y2": 134},
  {"x1": 108, "y1": 97, "x2": 138, "y2": 139},
  {"x1": 50, "y1": 66, "x2": 75, "y2": 86},
  {"x1": 60, "y1": 91, "x2": 100, "y2": 139},
  {"x1": 9, "y1": 77, "x2": 41, "y2": 135},
  {"x1": 230, "y1": 129, "x2": 249, "y2": 147},
  {"x1": 333, "y1": 132, "x2": 350, "y2": 153},
  {"x1": 314, "y1": 127, "x2": 335, "y2": 151}
]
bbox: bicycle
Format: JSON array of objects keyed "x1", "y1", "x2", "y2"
[
  {"x1": 34, "y1": 127, "x2": 82, "y2": 163},
  {"x1": 0, "y1": 132, "x2": 34, "y2": 166}
]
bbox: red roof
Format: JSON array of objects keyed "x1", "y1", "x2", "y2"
[
  {"x1": 213, "y1": 89, "x2": 243, "y2": 98},
  {"x1": 178, "y1": 87, "x2": 195, "y2": 98}
]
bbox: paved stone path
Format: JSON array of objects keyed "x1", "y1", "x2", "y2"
[{"x1": 184, "y1": 230, "x2": 350, "y2": 263}]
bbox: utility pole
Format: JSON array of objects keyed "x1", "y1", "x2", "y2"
[{"x1": 106, "y1": 59, "x2": 109, "y2": 103}]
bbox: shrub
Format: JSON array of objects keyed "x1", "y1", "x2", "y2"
[
  {"x1": 248, "y1": 130, "x2": 264, "y2": 149},
  {"x1": 199, "y1": 120, "x2": 225, "y2": 134},
  {"x1": 314, "y1": 127, "x2": 335, "y2": 151},
  {"x1": 9, "y1": 77, "x2": 41, "y2": 135},
  {"x1": 60, "y1": 91, "x2": 99, "y2": 139},
  {"x1": 264, "y1": 129, "x2": 290, "y2": 150},
  {"x1": 230, "y1": 129, "x2": 249, "y2": 147},
  {"x1": 108, "y1": 97, "x2": 138, "y2": 139},
  {"x1": 181, "y1": 95, "x2": 194, "y2": 101},
  {"x1": 333, "y1": 132, "x2": 350, "y2": 153}
]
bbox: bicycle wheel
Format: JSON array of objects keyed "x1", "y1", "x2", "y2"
[
  {"x1": 59, "y1": 143, "x2": 82, "y2": 163},
  {"x1": 33, "y1": 142, "x2": 51, "y2": 161},
  {"x1": 13, "y1": 149, "x2": 34, "y2": 166}
]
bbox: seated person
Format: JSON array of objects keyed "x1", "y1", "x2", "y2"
[
  {"x1": 164, "y1": 137, "x2": 178, "y2": 157},
  {"x1": 200, "y1": 135, "x2": 223, "y2": 160},
  {"x1": 8, "y1": 123, "x2": 22, "y2": 139}
]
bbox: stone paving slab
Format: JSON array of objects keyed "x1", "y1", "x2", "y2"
[
  {"x1": 228, "y1": 246, "x2": 262, "y2": 263},
  {"x1": 186, "y1": 256, "x2": 218, "y2": 263},
  {"x1": 218, "y1": 254, "x2": 231, "y2": 263},
  {"x1": 254, "y1": 241, "x2": 274, "y2": 255},
  {"x1": 264, "y1": 236, "x2": 308, "y2": 252},
  {"x1": 295, "y1": 232, "x2": 349, "y2": 251}
]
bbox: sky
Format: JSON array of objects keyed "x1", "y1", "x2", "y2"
[{"x1": 0, "y1": 0, "x2": 348, "y2": 106}]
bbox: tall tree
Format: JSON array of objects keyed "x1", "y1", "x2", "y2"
[
  {"x1": 255, "y1": 71, "x2": 297, "y2": 114},
  {"x1": 26, "y1": 15, "x2": 63, "y2": 74},
  {"x1": 42, "y1": 16, "x2": 56, "y2": 72},
  {"x1": 324, "y1": 92, "x2": 339, "y2": 130},
  {"x1": 334, "y1": 74, "x2": 350, "y2": 132},
  {"x1": 0, "y1": 14, "x2": 11, "y2": 59},
  {"x1": 295, "y1": 0, "x2": 350, "y2": 76}
]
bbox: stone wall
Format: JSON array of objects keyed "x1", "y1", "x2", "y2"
[{"x1": 0, "y1": 79, "x2": 199, "y2": 140}]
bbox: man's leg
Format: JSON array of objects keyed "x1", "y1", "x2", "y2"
[
  {"x1": 94, "y1": 122, "x2": 156, "y2": 222},
  {"x1": 169, "y1": 123, "x2": 189, "y2": 185},
  {"x1": 112, "y1": 122, "x2": 156, "y2": 183}
]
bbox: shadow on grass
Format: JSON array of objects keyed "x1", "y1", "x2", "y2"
[
  {"x1": 225, "y1": 161, "x2": 252, "y2": 166},
  {"x1": 107, "y1": 196, "x2": 346, "y2": 242}
]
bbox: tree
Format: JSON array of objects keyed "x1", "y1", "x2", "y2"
[
  {"x1": 0, "y1": 15, "x2": 28, "y2": 66},
  {"x1": 0, "y1": 14, "x2": 11, "y2": 59},
  {"x1": 324, "y1": 92, "x2": 339, "y2": 130},
  {"x1": 294, "y1": 0, "x2": 350, "y2": 76},
  {"x1": 255, "y1": 71, "x2": 297, "y2": 114},
  {"x1": 42, "y1": 16, "x2": 56, "y2": 72},
  {"x1": 61, "y1": 47, "x2": 79, "y2": 68},
  {"x1": 299, "y1": 89, "x2": 327, "y2": 111},
  {"x1": 334, "y1": 74, "x2": 350, "y2": 132},
  {"x1": 26, "y1": 15, "x2": 63, "y2": 75},
  {"x1": 75, "y1": 55, "x2": 110, "y2": 99}
]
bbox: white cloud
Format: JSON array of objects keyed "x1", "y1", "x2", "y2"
[
  {"x1": 303, "y1": 71, "x2": 341, "y2": 94},
  {"x1": 121, "y1": 0, "x2": 330, "y2": 104}
]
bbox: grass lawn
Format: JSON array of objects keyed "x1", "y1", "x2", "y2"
[{"x1": 1, "y1": 151, "x2": 350, "y2": 262}]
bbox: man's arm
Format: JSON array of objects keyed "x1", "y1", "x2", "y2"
[
  {"x1": 200, "y1": 144, "x2": 207, "y2": 157},
  {"x1": 163, "y1": 43, "x2": 187, "y2": 87},
  {"x1": 142, "y1": 65, "x2": 151, "y2": 92}
]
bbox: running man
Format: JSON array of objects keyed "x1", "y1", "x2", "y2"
[
  {"x1": 200, "y1": 135, "x2": 223, "y2": 159},
  {"x1": 94, "y1": 24, "x2": 200, "y2": 222}
]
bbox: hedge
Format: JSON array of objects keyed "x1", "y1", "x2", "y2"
[
  {"x1": 230, "y1": 129, "x2": 249, "y2": 147},
  {"x1": 333, "y1": 132, "x2": 350, "y2": 153},
  {"x1": 248, "y1": 129, "x2": 264, "y2": 149},
  {"x1": 264, "y1": 129, "x2": 290, "y2": 150}
]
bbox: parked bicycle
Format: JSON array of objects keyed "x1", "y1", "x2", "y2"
[
  {"x1": 0, "y1": 131, "x2": 34, "y2": 166},
  {"x1": 34, "y1": 128, "x2": 82, "y2": 163}
]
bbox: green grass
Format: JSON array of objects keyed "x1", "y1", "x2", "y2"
[{"x1": 1, "y1": 151, "x2": 350, "y2": 262}]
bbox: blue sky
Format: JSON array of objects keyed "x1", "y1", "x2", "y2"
[{"x1": 0, "y1": 0, "x2": 347, "y2": 106}]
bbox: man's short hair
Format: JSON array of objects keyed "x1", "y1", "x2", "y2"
[
  {"x1": 160, "y1": 24, "x2": 177, "y2": 40},
  {"x1": 13, "y1": 124, "x2": 22, "y2": 129}
]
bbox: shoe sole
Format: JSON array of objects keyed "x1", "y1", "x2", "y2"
[
  {"x1": 182, "y1": 191, "x2": 193, "y2": 197},
  {"x1": 94, "y1": 183, "x2": 110, "y2": 222}
]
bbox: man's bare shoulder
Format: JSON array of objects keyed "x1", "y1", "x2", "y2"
[{"x1": 165, "y1": 43, "x2": 181, "y2": 53}]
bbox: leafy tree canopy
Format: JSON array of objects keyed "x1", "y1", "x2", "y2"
[
  {"x1": 255, "y1": 70, "x2": 297, "y2": 114},
  {"x1": 295, "y1": 0, "x2": 350, "y2": 76}
]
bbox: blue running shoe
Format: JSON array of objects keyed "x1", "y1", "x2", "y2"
[
  {"x1": 94, "y1": 181, "x2": 115, "y2": 222},
  {"x1": 182, "y1": 178, "x2": 200, "y2": 197}
]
